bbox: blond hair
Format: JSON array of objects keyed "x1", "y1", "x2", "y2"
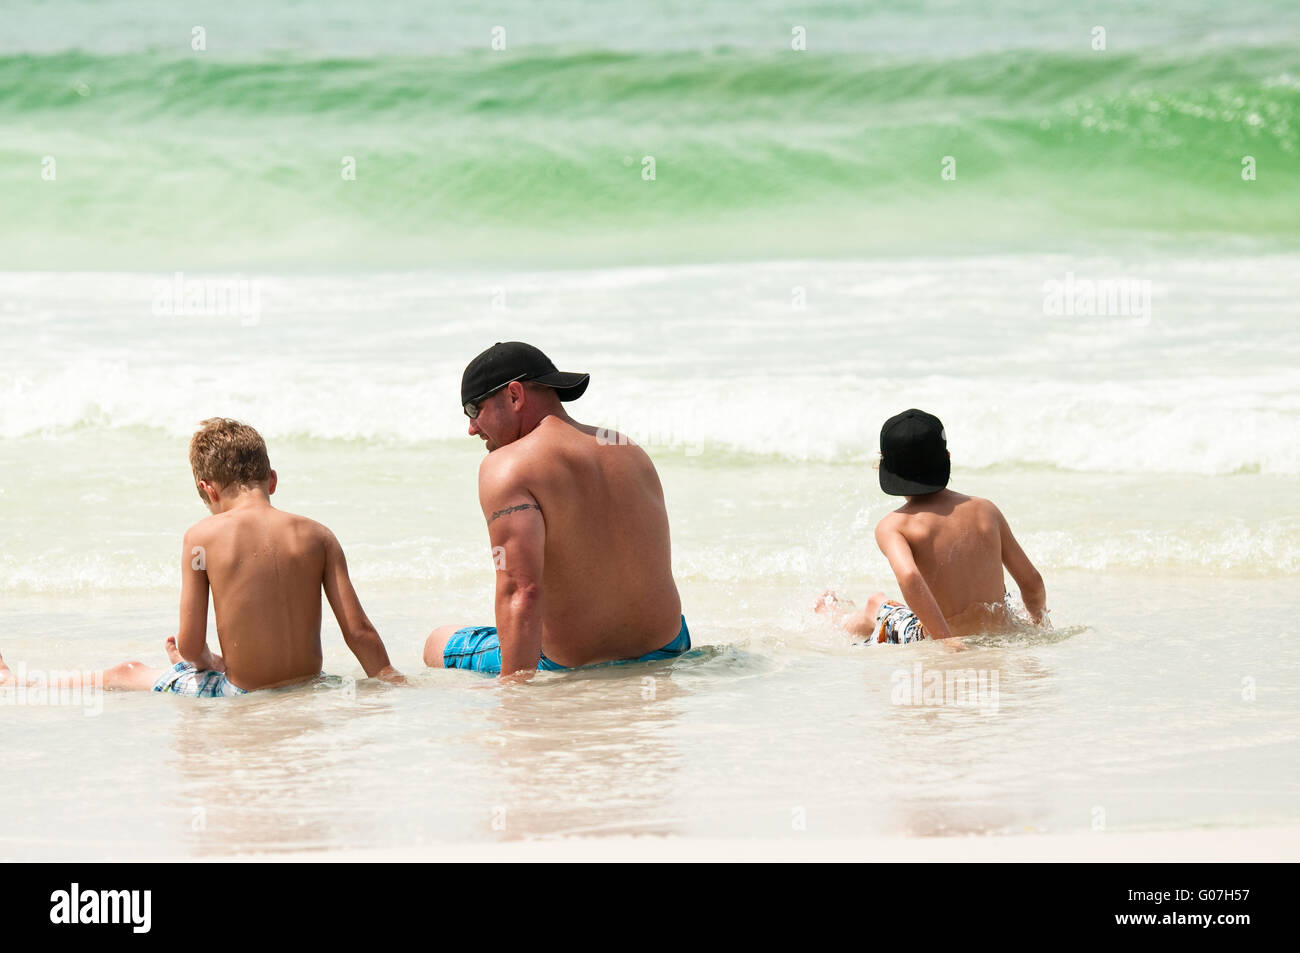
[{"x1": 189, "y1": 418, "x2": 271, "y2": 501}]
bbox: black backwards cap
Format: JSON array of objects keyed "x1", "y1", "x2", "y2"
[
  {"x1": 879, "y1": 408, "x2": 950, "y2": 496},
  {"x1": 461, "y1": 342, "x2": 590, "y2": 408}
]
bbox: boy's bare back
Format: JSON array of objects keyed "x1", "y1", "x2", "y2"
[
  {"x1": 876, "y1": 489, "x2": 1030, "y2": 636},
  {"x1": 183, "y1": 505, "x2": 334, "y2": 690}
]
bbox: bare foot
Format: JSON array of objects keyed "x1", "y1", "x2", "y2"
[
  {"x1": 815, "y1": 589, "x2": 862, "y2": 631},
  {"x1": 0, "y1": 648, "x2": 12, "y2": 686},
  {"x1": 164, "y1": 636, "x2": 183, "y2": 664},
  {"x1": 814, "y1": 589, "x2": 848, "y2": 615}
]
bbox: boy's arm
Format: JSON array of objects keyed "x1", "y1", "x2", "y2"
[
  {"x1": 321, "y1": 529, "x2": 403, "y2": 683},
  {"x1": 177, "y1": 527, "x2": 223, "y2": 670},
  {"x1": 479, "y1": 456, "x2": 545, "y2": 682},
  {"x1": 996, "y1": 506, "x2": 1047, "y2": 624},
  {"x1": 874, "y1": 521, "x2": 955, "y2": 640}
]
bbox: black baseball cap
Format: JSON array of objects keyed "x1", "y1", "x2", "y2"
[
  {"x1": 461, "y1": 342, "x2": 590, "y2": 409},
  {"x1": 879, "y1": 409, "x2": 950, "y2": 496}
]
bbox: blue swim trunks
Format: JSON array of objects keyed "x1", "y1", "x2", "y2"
[
  {"x1": 443, "y1": 615, "x2": 692, "y2": 675},
  {"x1": 152, "y1": 661, "x2": 248, "y2": 698}
]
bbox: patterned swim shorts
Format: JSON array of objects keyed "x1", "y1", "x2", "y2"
[
  {"x1": 870, "y1": 601, "x2": 928, "y2": 645},
  {"x1": 152, "y1": 661, "x2": 248, "y2": 698}
]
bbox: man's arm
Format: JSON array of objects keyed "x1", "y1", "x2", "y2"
[
  {"x1": 479, "y1": 456, "x2": 546, "y2": 681},
  {"x1": 177, "y1": 526, "x2": 221, "y2": 671},
  {"x1": 995, "y1": 506, "x2": 1047, "y2": 624},
  {"x1": 874, "y1": 520, "x2": 955, "y2": 640},
  {"x1": 321, "y1": 528, "x2": 404, "y2": 682}
]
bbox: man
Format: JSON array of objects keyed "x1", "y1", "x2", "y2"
[{"x1": 423, "y1": 342, "x2": 690, "y2": 679}]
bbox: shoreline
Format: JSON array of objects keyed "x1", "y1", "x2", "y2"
[{"x1": 107, "y1": 826, "x2": 1300, "y2": 863}]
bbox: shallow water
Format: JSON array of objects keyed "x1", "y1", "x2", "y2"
[
  {"x1": 3, "y1": 567, "x2": 1297, "y2": 859},
  {"x1": 4, "y1": 260, "x2": 1300, "y2": 858},
  {"x1": 3, "y1": 361, "x2": 1299, "y2": 858}
]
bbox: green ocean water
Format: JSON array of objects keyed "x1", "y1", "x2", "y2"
[{"x1": 3, "y1": 40, "x2": 1297, "y2": 266}]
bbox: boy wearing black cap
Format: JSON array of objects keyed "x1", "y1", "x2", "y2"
[{"x1": 818, "y1": 409, "x2": 1047, "y2": 643}]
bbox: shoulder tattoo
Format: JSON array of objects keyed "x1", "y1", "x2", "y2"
[{"x1": 487, "y1": 502, "x2": 542, "y2": 524}]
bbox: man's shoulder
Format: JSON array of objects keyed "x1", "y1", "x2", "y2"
[
  {"x1": 478, "y1": 425, "x2": 563, "y2": 484},
  {"x1": 478, "y1": 440, "x2": 533, "y2": 486}
]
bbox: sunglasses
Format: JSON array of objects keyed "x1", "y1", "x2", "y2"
[{"x1": 463, "y1": 374, "x2": 528, "y2": 419}]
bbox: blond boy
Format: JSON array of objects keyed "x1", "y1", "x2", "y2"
[{"x1": 0, "y1": 419, "x2": 400, "y2": 695}]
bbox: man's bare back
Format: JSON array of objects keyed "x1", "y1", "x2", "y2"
[{"x1": 481, "y1": 416, "x2": 682, "y2": 666}]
